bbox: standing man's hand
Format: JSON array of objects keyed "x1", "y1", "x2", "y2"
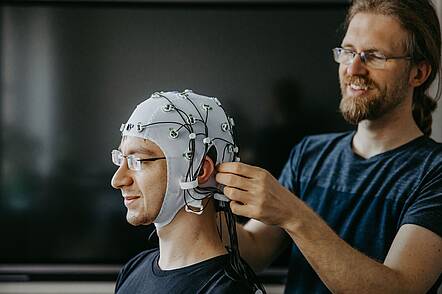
[{"x1": 216, "y1": 162, "x2": 299, "y2": 230}]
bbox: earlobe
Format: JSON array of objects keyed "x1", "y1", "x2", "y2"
[{"x1": 197, "y1": 156, "x2": 215, "y2": 184}]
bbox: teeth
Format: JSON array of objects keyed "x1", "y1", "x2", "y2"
[{"x1": 350, "y1": 84, "x2": 368, "y2": 91}]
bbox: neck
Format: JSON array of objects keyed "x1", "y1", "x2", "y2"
[
  {"x1": 353, "y1": 97, "x2": 423, "y2": 159},
  {"x1": 155, "y1": 201, "x2": 227, "y2": 270}
]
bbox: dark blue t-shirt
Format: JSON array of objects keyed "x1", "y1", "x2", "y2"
[
  {"x1": 115, "y1": 249, "x2": 254, "y2": 293},
  {"x1": 279, "y1": 132, "x2": 442, "y2": 293}
]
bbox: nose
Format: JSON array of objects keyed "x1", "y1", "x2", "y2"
[
  {"x1": 346, "y1": 53, "x2": 368, "y2": 76},
  {"x1": 111, "y1": 160, "x2": 133, "y2": 189}
]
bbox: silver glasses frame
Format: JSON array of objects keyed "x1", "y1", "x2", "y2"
[{"x1": 332, "y1": 47, "x2": 411, "y2": 69}]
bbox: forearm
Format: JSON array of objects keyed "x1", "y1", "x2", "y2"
[
  {"x1": 216, "y1": 163, "x2": 441, "y2": 292},
  {"x1": 284, "y1": 201, "x2": 415, "y2": 293},
  {"x1": 236, "y1": 222, "x2": 265, "y2": 270}
]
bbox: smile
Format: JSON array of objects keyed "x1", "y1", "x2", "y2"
[
  {"x1": 124, "y1": 196, "x2": 141, "y2": 206},
  {"x1": 349, "y1": 83, "x2": 368, "y2": 91}
]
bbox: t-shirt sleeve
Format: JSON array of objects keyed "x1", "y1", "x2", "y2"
[
  {"x1": 278, "y1": 137, "x2": 306, "y2": 193},
  {"x1": 401, "y1": 163, "x2": 442, "y2": 238}
]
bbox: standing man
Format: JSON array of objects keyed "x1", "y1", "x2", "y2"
[{"x1": 216, "y1": 0, "x2": 442, "y2": 292}]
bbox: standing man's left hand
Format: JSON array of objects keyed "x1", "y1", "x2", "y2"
[{"x1": 216, "y1": 162, "x2": 299, "y2": 230}]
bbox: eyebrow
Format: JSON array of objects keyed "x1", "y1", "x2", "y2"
[
  {"x1": 117, "y1": 144, "x2": 157, "y2": 156},
  {"x1": 341, "y1": 44, "x2": 392, "y2": 55},
  {"x1": 134, "y1": 146, "x2": 156, "y2": 156}
]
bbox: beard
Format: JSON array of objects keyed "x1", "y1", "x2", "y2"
[{"x1": 339, "y1": 72, "x2": 409, "y2": 125}]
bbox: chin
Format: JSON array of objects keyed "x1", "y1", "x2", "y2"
[{"x1": 126, "y1": 211, "x2": 150, "y2": 226}]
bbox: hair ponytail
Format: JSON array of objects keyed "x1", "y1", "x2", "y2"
[{"x1": 412, "y1": 90, "x2": 438, "y2": 136}]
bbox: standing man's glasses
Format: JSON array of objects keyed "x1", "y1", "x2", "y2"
[
  {"x1": 111, "y1": 149, "x2": 166, "y2": 171},
  {"x1": 332, "y1": 47, "x2": 411, "y2": 69}
]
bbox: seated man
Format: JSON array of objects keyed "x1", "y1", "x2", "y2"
[{"x1": 111, "y1": 90, "x2": 264, "y2": 293}]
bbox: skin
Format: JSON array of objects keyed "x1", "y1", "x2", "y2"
[
  {"x1": 111, "y1": 136, "x2": 167, "y2": 226},
  {"x1": 216, "y1": 13, "x2": 442, "y2": 293},
  {"x1": 111, "y1": 136, "x2": 226, "y2": 270}
]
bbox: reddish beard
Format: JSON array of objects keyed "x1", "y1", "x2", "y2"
[{"x1": 339, "y1": 75, "x2": 406, "y2": 124}]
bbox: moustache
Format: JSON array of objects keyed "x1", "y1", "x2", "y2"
[{"x1": 344, "y1": 76, "x2": 377, "y2": 89}]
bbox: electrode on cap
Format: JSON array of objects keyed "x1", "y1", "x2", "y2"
[
  {"x1": 137, "y1": 123, "x2": 145, "y2": 132},
  {"x1": 162, "y1": 104, "x2": 174, "y2": 112},
  {"x1": 126, "y1": 123, "x2": 134, "y2": 131},
  {"x1": 183, "y1": 151, "x2": 193, "y2": 160},
  {"x1": 213, "y1": 97, "x2": 222, "y2": 106},
  {"x1": 202, "y1": 104, "x2": 212, "y2": 111},
  {"x1": 169, "y1": 129, "x2": 179, "y2": 139},
  {"x1": 151, "y1": 92, "x2": 161, "y2": 98},
  {"x1": 229, "y1": 117, "x2": 235, "y2": 126},
  {"x1": 203, "y1": 137, "x2": 211, "y2": 144},
  {"x1": 221, "y1": 122, "x2": 229, "y2": 132},
  {"x1": 189, "y1": 133, "x2": 196, "y2": 139},
  {"x1": 186, "y1": 115, "x2": 196, "y2": 125}
]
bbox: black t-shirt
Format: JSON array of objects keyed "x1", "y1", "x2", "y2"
[
  {"x1": 280, "y1": 132, "x2": 442, "y2": 293},
  {"x1": 115, "y1": 249, "x2": 254, "y2": 293}
]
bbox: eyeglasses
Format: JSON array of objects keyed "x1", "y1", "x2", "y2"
[
  {"x1": 332, "y1": 47, "x2": 411, "y2": 69},
  {"x1": 111, "y1": 149, "x2": 166, "y2": 171}
]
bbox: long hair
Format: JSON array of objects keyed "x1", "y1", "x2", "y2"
[{"x1": 346, "y1": 0, "x2": 441, "y2": 136}]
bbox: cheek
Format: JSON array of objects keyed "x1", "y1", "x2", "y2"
[
  {"x1": 137, "y1": 172, "x2": 167, "y2": 212},
  {"x1": 338, "y1": 65, "x2": 345, "y2": 78},
  {"x1": 338, "y1": 66, "x2": 348, "y2": 87}
]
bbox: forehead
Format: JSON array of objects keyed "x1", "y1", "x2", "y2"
[
  {"x1": 342, "y1": 12, "x2": 408, "y2": 54},
  {"x1": 118, "y1": 136, "x2": 164, "y2": 156}
]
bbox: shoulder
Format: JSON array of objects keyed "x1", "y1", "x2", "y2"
[
  {"x1": 282, "y1": 131, "x2": 352, "y2": 171},
  {"x1": 122, "y1": 248, "x2": 158, "y2": 272},
  {"x1": 115, "y1": 249, "x2": 158, "y2": 291},
  {"x1": 402, "y1": 137, "x2": 442, "y2": 182},
  {"x1": 417, "y1": 137, "x2": 442, "y2": 163}
]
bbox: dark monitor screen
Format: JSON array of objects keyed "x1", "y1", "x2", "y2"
[{"x1": 0, "y1": 2, "x2": 350, "y2": 266}]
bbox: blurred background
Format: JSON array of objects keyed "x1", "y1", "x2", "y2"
[{"x1": 1, "y1": 0, "x2": 441, "y2": 293}]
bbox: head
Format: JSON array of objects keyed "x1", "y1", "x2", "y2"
[
  {"x1": 338, "y1": 0, "x2": 440, "y2": 135},
  {"x1": 111, "y1": 90, "x2": 238, "y2": 228}
]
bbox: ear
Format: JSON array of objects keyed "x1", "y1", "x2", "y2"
[
  {"x1": 409, "y1": 61, "x2": 432, "y2": 88},
  {"x1": 198, "y1": 156, "x2": 215, "y2": 184}
]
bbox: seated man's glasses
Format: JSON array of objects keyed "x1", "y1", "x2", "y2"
[
  {"x1": 111, "y1": 149, "x2": 166, "y2": 171},
  {"x1": 332, "y1": 47, "x2": 411, "y2": 69}
]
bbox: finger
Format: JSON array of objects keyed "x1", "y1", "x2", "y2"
[
  {"x1": 223, "y1": 186, "x2": 253, "y2": 204},
  {"x1": 229, "y1": 201, "x2": 253, "y2": 218},
  {"x1": 216, "y1": 162, "x2": 257, "y2": 178},
  {"x1": 216, "y1": 173, "x2": 254, "y2": 191}
]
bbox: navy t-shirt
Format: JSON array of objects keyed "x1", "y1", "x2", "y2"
[
  {"x1": 279, "y1": 132, "x2": 442, "y2": 293},
  {"x1": 115, "y1": 249, "x2": 254, "y2": 293}
]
